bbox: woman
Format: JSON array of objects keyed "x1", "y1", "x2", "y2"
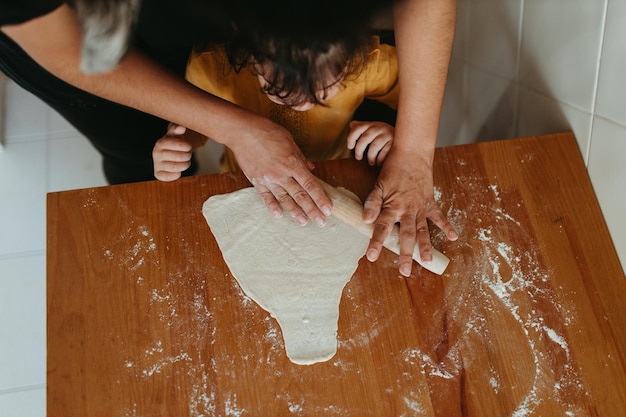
[{"x1": 0, "y1": 0, "x2": 458, "y2": 276}]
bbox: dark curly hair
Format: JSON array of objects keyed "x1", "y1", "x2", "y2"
[{"x1": 223, "y1": 0, "x2": 393, "y2": 107}]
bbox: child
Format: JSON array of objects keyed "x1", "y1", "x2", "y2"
[{"x1": 153, "y1": 35, "x2": 398, "y2": 181}]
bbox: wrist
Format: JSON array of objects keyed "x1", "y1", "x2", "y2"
[{"x1": 387, "y1": 139, "x2": 435, "y2": 168}]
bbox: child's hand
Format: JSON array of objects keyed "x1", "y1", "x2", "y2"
[
  {"x1": 347, "y1": 120, "x2": 394, "y2": 166},
  {"x1": 152, "y1": 124, "x2": 193, "y2": 181}
]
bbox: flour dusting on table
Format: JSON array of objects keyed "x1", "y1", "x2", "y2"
[
  {"x1": 429, "y1": 171, "x2": 588, "y2": 416},
  {"x1": 112, "y1": 165, "x2": 587, "y2": 416},
  {"x1": 101, "y1": 223, "x2": 158, "y2": 271}
]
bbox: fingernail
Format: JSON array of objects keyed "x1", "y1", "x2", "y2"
[
  {"x1": 400, "y1": 265, "x2": 411, "y2": 277},
  {"x1": 422, "y1": 252, "x2": 433, "y2": 262},
  {"x1": 315, "y1": 216, "x2": 326, "y2": 227},
  {"x1": 297, "y1": 216, "x2": 308, "y2": 225},
  {"x1": 367, "y1": 249, "x2": 378, "y2": 261},
  {"x1": 322, "y1": 205, "x2": 332, "y2": 216},
  {"x1": 362, "y1": 214, "x2": 374, "y2": 224}
]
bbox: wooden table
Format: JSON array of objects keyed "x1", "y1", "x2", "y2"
[{"x1": 47, "y1": 132, "x2": 626, "y2": 416}]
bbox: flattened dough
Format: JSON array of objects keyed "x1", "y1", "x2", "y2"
[{"x1": 203, "y1": 187, "x2": 368, "y2": 365}]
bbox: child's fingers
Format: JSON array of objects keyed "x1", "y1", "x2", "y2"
[
  {"x1": 371, "y1": 141, "x2": 392, "y2": 166},
  {"x1": 153, "y1": 129, "x2": 194, "y2": 182},
  {"x1": 157, "y1": 148, "x2": 193, "y2": 163},
  {"x1": 353, "y1": 130, "x2": 377, "y2": 161},
  {"x1": 158, "y1": 160, "x2": 192, "y2": 173},
  {"x1": 361, "y1": 136, "x2": 387, "y2": 165},
  {"x1": 168, "y1": 123, "x2": 187, "y2": 136},
  {"x1": 152, "y1": 142, "x2": 192, "y2": 174},
  {"x1": 154, "y1": 159, "x2": 192, "y2": 181},
  {"x1": 346, "y1": 121, "x2": 370, "y2": 150},
  {"x1": 155, "y1": 169, "x2": 184, "y2": 182},
  {"x1": 348, "y1": 121, "x2": 395, "y2": 164},
  {"x1": 353, "y1": 139, "x2": 367, "y2": 161},
  {"x1": 156, "y1": 137, "x2": 193, "y2": 152}
]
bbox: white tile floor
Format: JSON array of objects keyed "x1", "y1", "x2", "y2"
[
  {"x1": 0, "y1": 80, "x2": 225, "y2": 417},
  {"x1": 0, "y1": 81, "x2": 104, "y2": 417}
]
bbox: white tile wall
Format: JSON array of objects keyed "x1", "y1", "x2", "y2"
[
  {"x1": 438, "y1": 0, "x2": 469, "y2": 146},
  {"x1": 465, "y1": 68, "x2": 516, "y2": 142},
  {"x1": 519, "y1": 0, "x2": 606, "y2": 112},
  {"x1": 590, "y1": 0, "x2": 626, "y2": 266},
  {"x1": 0, "y1": 84, "x2": 70, "y2": 417},
  {"x1": 516, "y1": 87, "x2": 593, "y2": 156},
  {"x1": 3, "y1": 82, "x2": 48, "y2": 143},
  {"x1": 467, "y1": 0, "x2": 522, "y2": 79},
  {"x1": 0, "y1": 255, "x2": 46, "y2": 389},
  {"x1": 0, "y1": 387, "x2": 45, "y2": 417},
  {"x1": 47, "y1": 135, "x2": 106, "y2": 192},
  {"x1": 595, "y1": 0, "x2": 626, "y2": 126},
  {"x1": 588, "y1": 117, "x2": 626, "y2": 265},
  {"x1": 0, "y1": 140, "x2": 47, "y2": 254},
  {"x1": 440, "y1": 0, "x2": 624, "y2": 271}
]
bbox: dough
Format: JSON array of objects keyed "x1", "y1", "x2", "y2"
[{"x1": 203, "y1": 187, "x2": 369, "y2": 365}]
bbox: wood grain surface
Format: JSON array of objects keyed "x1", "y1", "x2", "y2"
[{"x1": 47, "y1": 132, "x2": 626, "y2": 416}]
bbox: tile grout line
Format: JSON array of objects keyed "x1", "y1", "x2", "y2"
[
  {"x1": 512, "y1": 0, "x2": 525, "y2": 137},
  {"x1": 0, "y1": 383, "x2": 46, "y2": 396},
  {"x1": 45, "y1": 105, "x2": 52, "y2": 193},
  {"x1": 0, "y1": 249, "x2": 46, "y2": 261},
  {"x1": 461, "y1": 0, "x2": 470, "y2": 133},
  {"x1": 586, "y1": 0, "x2": 609, "y2": 165},
  {"x1": 0, "y1": 77, "x2": 6, "y2": 149}
]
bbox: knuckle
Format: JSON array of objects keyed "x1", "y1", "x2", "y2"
[
  {"x1": 399, "y1": 226, "x2": 416, "y2": 240},
  {"x1": 276, "y1": 192, "x2": 293, "y2": 206},
  {"x1": 290, "y1": 188, "x2": 310, "y2": 205},
  {"x1": 399, "y1": 254, "x2": 414, "y2": 264},
  {"x1": 300, "y1": 177, "x2": 321, "y2": 194},
  {"x1": 416, "y1": 223, "x2": 430, "y2": 234},
  {"x1": 372, "y1": 222, "x2": 392, "y2": 242}
]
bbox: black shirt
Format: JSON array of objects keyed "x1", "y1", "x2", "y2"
[
  {"x1": 0, "y1": 0, "x2": 230, "y2": 75},
  {"x1": 0, "y1": 0, "x2": 62, "y2": 25}
]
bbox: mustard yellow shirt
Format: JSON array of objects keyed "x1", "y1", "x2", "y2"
[{"x1": 185, "y1": 36, "x2": 398, "y2": 171}]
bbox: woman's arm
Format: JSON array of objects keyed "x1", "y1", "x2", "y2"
[
  {"x1": 1, "y1": 3, "x2": 332, "y2": 224},
  {"x1": 363, "y1": 0, "x2": 459, "y2": 277}
]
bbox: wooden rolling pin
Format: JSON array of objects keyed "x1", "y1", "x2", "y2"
[{"x1": 320, "y1": 180, "x2": 450, "y2": 275}]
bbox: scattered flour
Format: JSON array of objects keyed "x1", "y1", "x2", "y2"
[
  {"x1": 224, "y1": 393, "x2": 246, "y2": 417},
  {"x1": 489, "y1": 376, "x2": 500, "y2": 392},
  {"x1": 403, "y1": 395, "x2": 422, "y2": 414},
  {"x1": 288, "y1": 402, "x2": 303, "y2": 413},
  {"x1": 101, "y1": 223, "x2": 158, "y2": 271},
  {"x1": 433, "y1": 175, "x2": 587, "y2": 416},
  {"x1": 141, "y1": 352, "x2": 192, "y2": 378},
  {"x1": 187, "y1": 369, "x2": 217, "y2": 417},
  {"x1": 117, "y1": 171, "x2": 584, "y2": 416},
  {"x1": 121, "y1": 402, "x2": 139, "y2": 417}
]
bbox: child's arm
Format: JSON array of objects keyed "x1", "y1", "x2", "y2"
[
  {"x1": 347, "y1": 120, "x2": 394, "y2": 166},
  {"x1": 153, "y1": 124, "x2": 207, "y2": 181}
]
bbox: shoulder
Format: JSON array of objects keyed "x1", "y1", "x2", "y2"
[
  {"x1": 186, "y1": 44, "x2": 236, "y2": 84},
  {"x1": 362, "y1": 35, "x2": 397, "y2": 79},
  {"x1": 0, "y1": 0, "x2": 64, "y2": 26},
  {"x1": 366, "y1": 35, "x2": 397, "y2": 64},
  {"x1": 188, "y1": 43, "x2": 230, "y2": 70}
]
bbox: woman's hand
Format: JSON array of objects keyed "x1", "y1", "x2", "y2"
[
  {"x1": 367, "y1": 0, "x2": 458, "y2": 276},
  {"x1": 363, "y1": 150, "x2": 458, "y2": 277},
  {"x1": 228, "y1": 120, "x2": 333, "y2": 227}
]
